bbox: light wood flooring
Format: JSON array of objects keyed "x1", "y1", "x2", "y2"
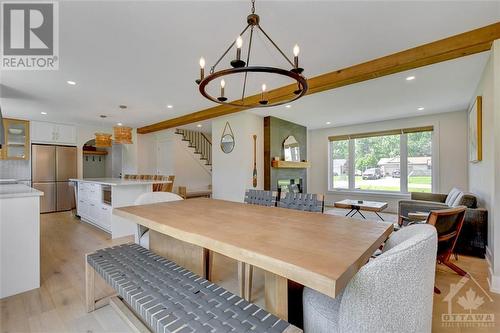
[{"x1": 1, "y1": 211, "x2": 498, "y2": 332}]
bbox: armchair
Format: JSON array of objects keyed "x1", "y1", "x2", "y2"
[{"x1": 398, "y1": 188, "x2": 487, "y2": 257}]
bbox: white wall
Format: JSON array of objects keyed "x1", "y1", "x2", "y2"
[
  {"x1": 212, "y1": 112, "x2": 264, "y2": 202},
  {"x1": 121, "y1": 129, "x2": 139, "y2": 175},
  {"x1": 76, "y1": 125, "x2": 114, "y2": 178},
  {"x1": 469, "y1": 40, "x2": 500, "y2": 293},
  {"x1": 129, "y1": 129, "x2": 212, "y2": 192},
  {"x1": 308, "y1": 110, "x2": 469, "y2": 212}
]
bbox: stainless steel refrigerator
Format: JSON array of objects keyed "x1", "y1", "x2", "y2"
[{"x1": 32, "y1": 144, "x2": 77, "y2": 213}]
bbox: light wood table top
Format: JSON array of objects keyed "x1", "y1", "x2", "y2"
[
  {"x1": 334, "y1": 199, "x2": 388, "y2": 212},
  {"x1": 114, "y1": 198, "x2": 393, "y2": 298}
]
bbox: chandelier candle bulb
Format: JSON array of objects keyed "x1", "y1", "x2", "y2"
[
  {"x1": 218, "y1": 79, "x2": 228, "y2": 102},
  {"x1": 236, "y1": 36, "x2": 243, "y2": 60},
  {"x1": 293, "y1": 44, "x2": 300, "y2": 67},
  {"x1": 197, "y1": 57, "x2": 205, "y2": 84},
  {"x1": 259, "y1": 83, "x2": 268, "y2": 105}
]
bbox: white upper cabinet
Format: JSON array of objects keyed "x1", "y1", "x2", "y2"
[{"x1": 31, "y1": 121, "x2": 76, "y2": 145}]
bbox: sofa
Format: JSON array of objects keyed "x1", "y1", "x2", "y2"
[{"x1": 398, "y1": 187, "x2": 487, "y2": 258}]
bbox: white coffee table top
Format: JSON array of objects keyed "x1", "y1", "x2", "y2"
[{"x1": 334, "y1": 199, "x2": 388, "y2": 212}]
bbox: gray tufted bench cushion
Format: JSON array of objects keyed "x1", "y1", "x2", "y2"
[{"x1": 87, "y1": 243, "x2": 295, "y2": 333}]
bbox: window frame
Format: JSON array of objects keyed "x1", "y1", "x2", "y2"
[{"x1": 328, "y1": 127, "x2": 435, "y2": 195}]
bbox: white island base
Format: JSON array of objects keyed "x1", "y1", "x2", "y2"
[
  {"x1": 70, "y1": 178, "x2": 171, "y2": 239},
  {"x1": 0, "y1": 184, "x2": 43, "y2": 299}
]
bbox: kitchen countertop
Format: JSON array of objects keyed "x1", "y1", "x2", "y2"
[
  {"x1": 0, "y1": 184, "x2": 44, "y2": 199},
  {"x1": 70, "y1": 178, "x2": 172, "y2": 186}
]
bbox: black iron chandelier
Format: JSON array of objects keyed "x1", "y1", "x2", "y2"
[{"x1": 195, "y1": 0, "x2": 308, "y2": 108}]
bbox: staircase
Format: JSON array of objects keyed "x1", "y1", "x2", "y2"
[{"x1": 174, "y1": 129, "x2": 212, "y2": 167}]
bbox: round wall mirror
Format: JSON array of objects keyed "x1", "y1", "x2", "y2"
[
  {"x1": 221, "y1": 134, "x2": 235, "y2": 154},
  {"x1": 220, "y1": 122, "x2": 235, "y2": 154}
]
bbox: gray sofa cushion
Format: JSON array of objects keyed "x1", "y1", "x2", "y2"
[{"x1": 445, "y1": 187, "x2": 461, "y2": 206}]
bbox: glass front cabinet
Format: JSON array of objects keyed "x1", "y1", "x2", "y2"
[{"x1": 1, "y1": 118, "x2": 30, "y2": 160}]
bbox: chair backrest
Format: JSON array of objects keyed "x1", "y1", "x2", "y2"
[
  {"x1": 160, "y1": 175, "x2": 175, "y2": 192},
  {"x1": 134, "y1": 191, "x2": 183, "y2": 205},
  {"x1": 428, "y1": 206, "x2": 466, "y2": 258},
  {"x1": 277, "y1": 192, "x2": 324, "y2": 213},
  {"x1": 337, "y1": 224, "x2": 437, "y2": 332},
  {"x1": 244, "y1": 189, "x2": 277, "y2": 207}
]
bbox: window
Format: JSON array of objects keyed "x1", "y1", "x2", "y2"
[
  {"x1": 355, "y1": 134, "x2": 400, "y2": 192},
  {"x1": 329, "y1": 127, "x2": 433, "y2": 193},
  {"x1": 331, "y1": 139, "x2": 349, "y2": 189},
  {"x1": 407, "y1": 131, "x2": 432, "y2": 193}
]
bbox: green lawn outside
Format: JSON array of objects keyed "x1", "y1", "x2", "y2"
[
  {"x1": 408, "y1": 176, "x2": 432, "y2": 184},
  {"x1": 332, "y1": 175, "x2": 431, "y2": 193}
]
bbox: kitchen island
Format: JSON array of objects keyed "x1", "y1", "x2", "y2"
[
  {"x1": 70, "y1": 178, "x2": 171, "y2": 238},
  {"x1": 0, "y1": 184, "x2": 43, "y2": 298}
]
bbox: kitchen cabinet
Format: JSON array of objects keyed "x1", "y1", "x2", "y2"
[
  {"x1": 1, "y1": 118, "x2": 30, "y2": 160},
  {"x1": 31, "y1": 121, "x2": 76, "y2": 145},
  {"x1": 76, "y1": 182, "x2": 111, "y2": 232}
]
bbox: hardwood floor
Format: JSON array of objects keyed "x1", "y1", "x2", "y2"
[{"x1": 1, "y1": 211, "x2": 498, "y2": 332}]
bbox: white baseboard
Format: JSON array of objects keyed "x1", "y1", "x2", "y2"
[{"x1": 485, "y1": 246, "x2": 500, "y2": 294}]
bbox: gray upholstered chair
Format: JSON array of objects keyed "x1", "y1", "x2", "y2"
[{"x1": 303, "y1": 224, "x2": 437, "y2": 333}]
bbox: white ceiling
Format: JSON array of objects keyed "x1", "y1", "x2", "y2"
[{"x1": 1, "y1": 1, "x2": 499, "y2": 129}]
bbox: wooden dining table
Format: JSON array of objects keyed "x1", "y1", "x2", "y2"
[{"x1": 114, "y1": 198, "x2": 393, "y2": 320}]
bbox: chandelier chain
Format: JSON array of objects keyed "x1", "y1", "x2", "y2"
[{"x1": 251, "y1": 0, "x2": 255, "y2": 14}]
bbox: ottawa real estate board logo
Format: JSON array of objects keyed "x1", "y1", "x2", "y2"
[{"x1": 1, "y1": 1, "x2": 59, "y2": 70}]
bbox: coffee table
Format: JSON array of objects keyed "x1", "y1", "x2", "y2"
[{"x1": 334, "y1": 199, "x2": 388, "y2": 221}]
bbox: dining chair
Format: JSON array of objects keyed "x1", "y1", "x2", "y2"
[
  {"x1": 278, "y1": 192, "x2": 325, "y2": 213},
  {"x1": 303, "y1": 224, "x2": 437, "y2": 333},
  {"x1": 160, "y1": 175, "x2": 175, "y2": 192},
  {"x1": 152, "y1": 175, "x2": 164, "y2": 192},
  {"x1": 426, "y1": 206, "x2": 467, "y2": 293},
  {"x1": 244, "y1": 189, "x2": 278, "y2": 207},
  {"x1": 124, "y1": 174, "x2": 131, "y2": 179},
  {"x1": 134, "y1": 192, "x2": 183, "y2": 249}
]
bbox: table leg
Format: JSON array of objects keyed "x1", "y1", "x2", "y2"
[
  {"x1": 150, "y1": 230, "x2": 208, "y2": 278},
  {"x1": 357, "y1": 209, "x2": 366, "y2": 219},
  {"x1": 375, "y1": 211, "x2": 385, "y2": 221},
  {"x1": 345, "y1": 208, "x2": 355, "y2": 217},
  {"x1": 265, "y1": 271, "x2": 288, "y2": 320}
]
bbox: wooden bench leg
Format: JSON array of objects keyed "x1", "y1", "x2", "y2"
[
  {"x1": 244, "y1": 264, "x2": 253, "y2": 302},
  {"x1": 85, "y1": 254, "x2": 95, "y2": 313}
]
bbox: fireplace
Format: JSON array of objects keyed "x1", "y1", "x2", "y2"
[{"x1": 277, "y1": 178, "x2": 303, "y2": 195}]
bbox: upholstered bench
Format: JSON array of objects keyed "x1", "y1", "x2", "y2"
[{"x1": 86, "y1": 243, "x2": 299, "y2": 333}]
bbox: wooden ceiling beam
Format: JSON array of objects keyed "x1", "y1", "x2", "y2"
[{"x1": 138, "y1": 22, "x2": 500, "y2": 134}]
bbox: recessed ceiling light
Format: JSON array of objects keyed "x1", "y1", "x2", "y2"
[
  {"x1": 167, "y1": 105, "x2": 173, "y2": 109},
  {"x1": 40, "y1": 112, "x2": 47, "y2": 115},
  {"x1": 67, "y1": 80, "x2": 76, "y2": 85},
  {"x1": 100, "y1": 115, "x2": 107, "y2": 118},
  {"x1": 119, "y1": 105, "x2": 127, "y2": 109},
  {"x1": 417, "y1": 107, "x2": 425, "y2": 111},
  {"x1": 285, "y1": 104, "x2": 291, "y2": 108},
  {"x1": 406, "y1": 76, "x2": 415, "y2": 81},
  {"x1": 196, "y1": 124, "x2": 203, "y2": 128},
  {"x1": 326, "y1": 121, "x2": 331, "y2": 125},
  {"x1": 117, "y1": 122, "x2": 123, "y2": 126}
]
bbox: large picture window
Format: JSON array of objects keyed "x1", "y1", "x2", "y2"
[{"x1": 329, "y1": 127, "x2": 433, "y2": 193}]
